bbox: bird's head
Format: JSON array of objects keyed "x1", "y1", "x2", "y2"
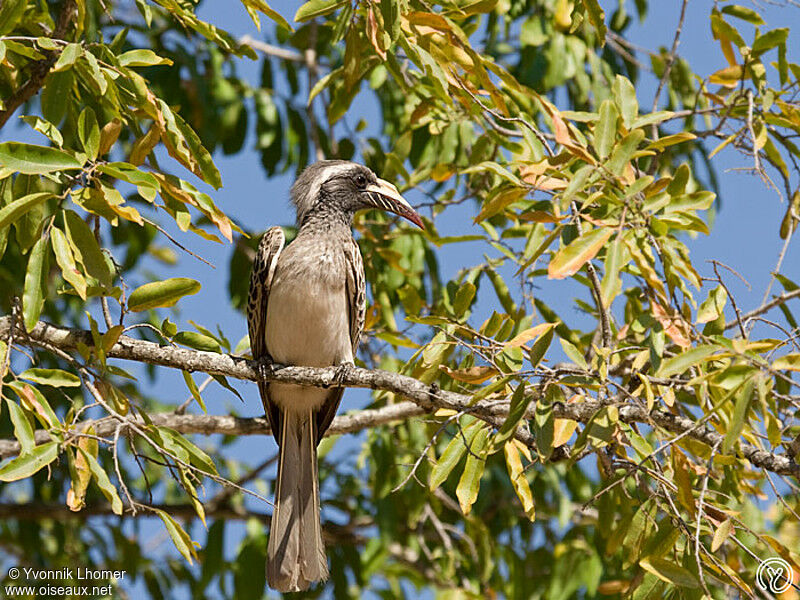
[{"x1": 290, "y1": 160, "x2": 424, "y2": 229}]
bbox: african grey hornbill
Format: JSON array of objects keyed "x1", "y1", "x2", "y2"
[{"x1": 247, "y1": 160, "x2": 423, "y2": 592}]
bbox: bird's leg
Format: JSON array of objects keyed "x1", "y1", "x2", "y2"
[
  {"x1": 331, "y1": 361, "x2": 354, "y2": 388},
  {"x1": 257, "y1": 357, "x2": 276, "y2": 383}
]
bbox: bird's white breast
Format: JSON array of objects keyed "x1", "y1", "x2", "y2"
[{"x1": 264, "y1": 242, "x2": 353, "y2": 412}]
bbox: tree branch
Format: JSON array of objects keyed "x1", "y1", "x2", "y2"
[
  {"x1": 1, "y1": 317, "x2": 797, "y2": 477},
  {"x1": 238, "y1": 35, "x2": 305, "y2": 62},
  {"x1": 0, "y1": 501, "x2": 267, "y2": 522},
  {"x1": 0, "y1": 402, "x2": 426, "y2": 459},
  {"x1": 724, "y1": 288, "x2": 800, "y2": 331}
]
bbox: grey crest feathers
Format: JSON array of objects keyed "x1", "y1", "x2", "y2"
[{"x1": 289, "y1": 160, "x2": 377, "y2": 225}]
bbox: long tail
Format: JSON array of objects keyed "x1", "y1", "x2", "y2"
[{"x1": 267, "y1": 409, "x2": 328, "y2": 592}]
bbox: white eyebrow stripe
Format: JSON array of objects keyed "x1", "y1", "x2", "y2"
[{"x1": 308, "y1": 164, "x2": 353, "y2": 200}]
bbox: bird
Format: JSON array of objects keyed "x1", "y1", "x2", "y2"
[{"x1": 246, "y1": 160, "x2": 423, "y2": 592}]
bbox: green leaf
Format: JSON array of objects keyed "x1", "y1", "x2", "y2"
[
  {"x1": 720, "y1": 5, "x2": 764, "y2": 25},
  {"x1": 560, "y1": 338, "x2": 589, "y2": 370},
  {"x1": 647, "y1": 132, "x2": 696, "y2": 152},
  {"x1": 534, "y1": 386, "x2": 557, "y2": 462},
  {"x1": 528, "y1": 325, "x2": 554, "y2": 367},
  {"x1": 182, "y1": 371, "x2": 207, "y2": 412},
  {"x1": 453, "y1": 282, "x2": 476, "y2": 317},
  {"x1": 548, "y1": 228, "x2": 613, "y2": 280},
  {"x1": 723, "y1": 377, "x2": 754, "y2": 453},
  {"x1": 581, "y1": 0, "x2": 607, "y2": 41},
  {"x1": 241, "y1": 0, "x2": 292, "y2": 31},
  {"x1": 51, "y1": 226, "x2": 87, "y2": 299},
  {"x1": 54, "y1": 42, "x2": 82, "y2": 71},
  {"x1": 171, "y1": 112, "x2": 222, "y2": 189},
  {"x1": 751, "y1": 28, "x2": 788, "y2": 56},
  {"x1": 613, "y1": 75, "x2": 639, "y2": 128},
  {"x1": 600, "y1": 235, "x2": 626, "y2": 306},
  {"x1": 0, "y1": 0, "x2": 26, "y2": 36},
  {"x1": 657, "y1": 345, "x2": 718, "y2": 378},
  {"x1": 22, "y1": 235, "x2": 48, "y2": 331},
  {"x1": 295, "y1": 0, "x2": 348, "y2": 21},
  {"x1": 6, "y1": 399, "x2": 35, "y2": 455},
  {"x1": 127, "y1": 277, "x2": 201, "y2": 311},
  {"x1": 461, "y1": 161, "x2": 524, "y2": 187},
  {"x1": 79, "y1": 449, "x2": 123, "y2": 515},
  {"x1": 118, "y1": 49, "x2": 173, "y2": 67},
  {"x1": 631, "y1": 111, "x2": 675, "y2": 130},
  {"x1": 20, "y1": 116, "x2": 64, "y2": 147},
  {"x1": 429, "y1": 417, "x2": 481, "y2": 491},
  {"x1": 0, "y1": 441, "x2": 59, "y2": 481},
  {"x1": 40, "y1": 69, "x2": 74, "y2": 125},
  {"x1": 19, "y1": 368, "x2": 81, "y2": 387},
  {"x1": 308, "y1": 66, "x2": 343, "y2": 105},
  {"x1": 696, "y1": 285, "x2": 727, "y2": 324},
  {"x1": 456, "y1": 426, "x2": 489, "y2": 514},
  {"x1": 77, "y1": 107, "x2": 100, "y2": 160},
  {"x1": 606, "y1": 129, "x2": 644, "y2": 175},
  {"x1": 0, "y1": 142, "x2": 82, "y2": 174},
  {"x1": 173, "y1": 331, "x2": 221, "y2": 353},
  {"x1": 153, "y1": 508, "x2": 198, "y2": 564},
  {"x1": 485, "y1": 264, "x2": 518, "y2": 316},
  {"x1": 594, "y1": 100, "x2": 618, "y2": 160},
  {"x1": 97, "y1": 162, "x2": 160, "y2": 190},
  {"x1": 639, "y1": 556, "x2": 700, "y2": 589},
  {"x1": 167, "y1": 431, "x2": 218, "y2": 475},
  {"x1": 0, "y1": 192, "x2": 53, "y2": 229},
  {"x1": 493, "y1": 383, "x2": 530, "y2": 447},
  {"x1": 63, "y1": 210, "x2": 112, "y2": 288},
  {"x1": 7, "y1": 381, "x2": 60, "y2": 429}
]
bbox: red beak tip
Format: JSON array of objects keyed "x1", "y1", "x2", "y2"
[{"x1": 409, "y1": 214, "x2": 424, "y2": 230}]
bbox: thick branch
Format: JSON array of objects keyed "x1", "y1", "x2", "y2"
[
  {"x1": 0, "y1": 402, "x2": 426, "y2": 459},
  {"x1": 0, "y1": 501, "x2": 266, "y2": 522},
  {"x1": 1, "y1": 317, "x2": 797, "y2": 477}
]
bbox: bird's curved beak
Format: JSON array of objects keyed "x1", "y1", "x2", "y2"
[{"x1": 363, "y1": 179, "x2": 424, "y2": 229}]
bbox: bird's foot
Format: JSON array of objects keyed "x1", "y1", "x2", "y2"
[
  {"x1": 326, "y1": 362, "x2": 354, "y2": 389},
  {"x1": 256, "y1": 357, "x2": 275, "y2": 382}
]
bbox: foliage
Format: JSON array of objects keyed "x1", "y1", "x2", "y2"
[{"x1": 1, "y1": 0, "x2": 799, "y2": 598}]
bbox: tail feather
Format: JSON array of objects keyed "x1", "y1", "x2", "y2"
[{"x1": 267, "y1": 410, "x2": 328, "y2": 592}]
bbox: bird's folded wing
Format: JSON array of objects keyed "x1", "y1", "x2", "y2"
[
  {"x1": 315, "y1": 236, "x2": 365, "y2": 442},
  {"x1": 247, "y1": 226, "x2": 286, "y2": 439}
]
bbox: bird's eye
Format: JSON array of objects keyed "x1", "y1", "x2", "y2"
[{"x1": 355, "y1": 174, "x2": 367, "y2": 188}]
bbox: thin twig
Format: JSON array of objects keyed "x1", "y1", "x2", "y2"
[
  {"x1": 725, "y1": 289, "x2": 800, "y2": 331},
  {"x1": 239, "y1": 35, "x2": 305, "y2": 62}
]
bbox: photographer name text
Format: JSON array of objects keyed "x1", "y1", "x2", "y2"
[{"x1": 11, "y1": 567, "x2": 126, "y2": 581}]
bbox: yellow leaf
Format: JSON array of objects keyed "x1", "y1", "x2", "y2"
[
  {"x1": 439, "y1": 365, "x2": 499, "y2": 384},
  {"x1": 504, "y1": 441, "x2": 535, "y2": 521},
  {"x1": 548, "y1": 228, "x2": 613, "y2": 280},
  {"x1": 505, "y1": 322, "x2": 556, "y2": 348},
  {"x1": 553, "y1": 418, "x2": 578, "y2": 447},
  {"x1": 709, "y1": 64, "x2": 744, "y2": 86},
  {"x1": 711, "y1": 519, "x2": 733, "y2": 552}
]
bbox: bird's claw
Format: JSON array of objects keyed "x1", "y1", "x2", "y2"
[
  {"x1": 327, "y1": 362, "x2": 353, "y2": 388},
  {"x1": 256, "y1": 358, "x2": 275, "y2": 382}
]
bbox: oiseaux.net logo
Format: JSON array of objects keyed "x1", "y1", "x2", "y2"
[{"x1": 757, "y1": 557, "x2": 795, "y2": 595}]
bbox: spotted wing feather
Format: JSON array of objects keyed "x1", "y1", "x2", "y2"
[{"x1": 247, "y1": 226, "x2": 286, "y2": 441}]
